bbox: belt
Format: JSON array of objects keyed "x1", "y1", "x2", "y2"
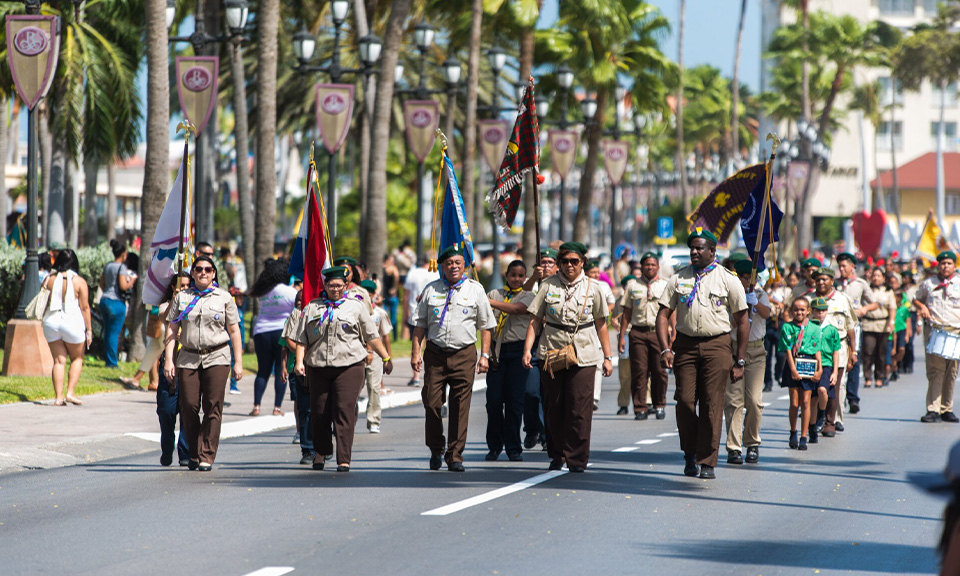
[
  {"x1": 631, "y1": 325, "x2": 655, "y2": 333},
  {"x1": 545, "y1": 321, "x2": 593, "y2": 333},
  {"x1": 181, "y1": 340, "x2": 230, "y2": 356},
  {"x1": 426, "y1": 341, "x2": 474, "y2": 354},
  {"x1": 675, "y1": 331, "x2": 725, "y2": 341},
  {"x1": 747, "y1": 339, "x2": 765, "y2": 348}
]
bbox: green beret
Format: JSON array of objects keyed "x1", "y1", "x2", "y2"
[
  {"x1": 540, "y1": 248, "x2": 558, "y2": 260},
  {"x1": 814, "y1": 266, "x2": 835, "y2": 278},
  {"x1": 733, "y1": 259, "x2": 754, "y2": 275},
  {"x1": 687, "y1": 227, "x2": 718, "y2": 247},
  {"x1": 810, "y1": 297, "x2": 829, "y2": 310},
  {"x1": 802, "y1": 258, "x2": 821, "y2": 268},
  {"x1": 728, "y1": 252, "x2": 749, "y2": 263},
  {"x1": 333, "y1": 256, "x2": 358, "y2": 267},
  {"x1": 938, "y1": 251, "x2": 957, "y2": 263},
  {"x1": 359, "y1": 279, "x2": 378, "y2": 293},
  {"x1": 558, "y1": 242, "x2": 588, "y2": 257},
  {"x1": 438, "y1": 244, "x2": 465, "y2": 262},
  {"x1": 640, "y1": 251, "x2": 659, "y2": 263},
  {"x1": 620, "y1": 274, "x2": 636, "y2": 288},
  {"x1": 836, "y1": 252, "x2": 857, "y2": 265},
  {"x1": 585, "y1": 259, "x2": 600, "y2": 271},
  {"x1": 322, "y1": 266, "x2": 349, "y2": 281}
]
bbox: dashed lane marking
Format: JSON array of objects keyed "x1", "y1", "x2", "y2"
[
  {"x1": 613, "y1": 447, "x2": 639, "y2": 453},
  {"x1": 635, "y1": 439, "x2": 662, "y2": 445},
  {"x1": 240, "y1": 568, "x2": 294, "y2": 576},
  {"x1": 657, "y1": 432, "x2": 679, "y2": 438},
  {"x1": 422, "y1": 470, "x2": 567, "y2": 516}
]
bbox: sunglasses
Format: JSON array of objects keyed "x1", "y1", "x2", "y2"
[
  {"x1": 193, "y1": 266, "x2": 215, "y2": 274},
  {"x1": 559, "y1": 258, "x2": 582, "y2": 266}
]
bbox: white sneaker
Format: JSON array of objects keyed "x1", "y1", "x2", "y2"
[
  {"x1": 229, "y1": 387, "x2": 242, "y2": 395},
  {"x1": 369, "y1": 425, "x2": 380, "y2": 434}
]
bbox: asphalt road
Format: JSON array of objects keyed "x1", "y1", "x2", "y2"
[{"x1": 0, "y1": 365, "x2": 955, "y2": 576}]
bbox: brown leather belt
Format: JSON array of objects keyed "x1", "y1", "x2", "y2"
[
  {"x1": 631, "y1": 325, "x2": 655, "y2": 333},
  {"x1": 546, "y1": 321, "x2": 593, "y2": 333},
  {"x1": 181, "y1": 340, "x2": 230, "y2": 356}
]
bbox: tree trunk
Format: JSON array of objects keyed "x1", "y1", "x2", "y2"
[
  {"x1": 364, "y1": 0, "x2": 412, "y2": 278},
  {"x1": 794, "y1": 0, "x2": 814, "y2": 258},
  {"x1": 461, "y1": 0, "x2": 483, "y2": 243},
  {"x1": 519, "y1": 26, "x2": 537, "y2": 264},
  {"x1": 731, "y1": 0, "x2": 747, "y2": 161},
  {"x1": 800, "y1": 0, "x2": 810, "y2": 120},
  {"x1": 106, "y1": 162, "x2": 117, "y2": 241},
  {"x1": 354, "y1": 0, "x2": 376, "y2": 261},
  {"x1": 0, "y1": 96, "x2": 7, "y2": 241},
  {"x1": 574, "y1": 89, "x2": 606, "y2": 241},
  {"x1": 47, "y1": 142, "x2": 65, "y2": 246},
  {"x1": 65, "y1": 157, "x2": 77, "y2": 246},
  {"x1": 83, "y1": 157, "x2": 99, "y2": 245},
  {"x1": 39, "y1": 105, "x2": 52, "y2": 244},
  {"x1": 890, "y1": 102, "x2": 901, "y2": 228},
  {"x1": 254, "y1": 0, "x2": 280, "y2": 285},
  {"x1": 676, "y1": 0, "x2": 688, "y2": 213},
  {"x1": 229, "y1": 41, "x2": 255, "y2": 279}
]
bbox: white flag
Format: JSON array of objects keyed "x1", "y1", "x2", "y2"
[{"x1": 142, "y1": 156, "x2": 190, "y2": 305}]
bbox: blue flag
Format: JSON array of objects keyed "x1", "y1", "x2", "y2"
[
  {"x1": 439, "y1": 155, "x2": 475, "y2": 267},
  {"x1": 739, "y1": 172, "x2": 782, "y2": 272}
]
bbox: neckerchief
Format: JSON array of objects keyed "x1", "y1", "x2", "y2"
[
  {"x1": 557, "y1": 271, "x2": 586, "y2": 288},
  {"x1": 686, "y1": 259, "x2": 720, "y2": 307},
  {"x1": 495, "y1": 287, "x2": 523, "y2": 338},
  {"x1": 933, "y1": 273, "x2": 957, "y2": 292},
  {"x1": 802, "y1": 282, "x2": 816, "y2": 296},
  {"x1": 837, "y1": 275, "x2": 854, "y2": 291},
  {"x1": 438, "y1": 276, "x2": 467, "y2": 328},
  {"x1": 642, "y1": 276, "x2": 660, "y2": 300},
  {"x1": 792, "y1": 319, "x2": 807, "y2": 356},
  {"x1": 171, "y1": 282, "x2": 218, "y2": 324},
  {"x1": 320, "y1": 293, "x2": 347, "y2": 324}
]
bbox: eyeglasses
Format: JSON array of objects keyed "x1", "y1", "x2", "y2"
[
  {"x1": 193, "y1": 266, "x2": 214, "y2": 274},
  {"x1": 559, "y1": 258, "x2": 582, "y2": 266},
  {"x1": 199, "y1": 252, "x2": 214, "y2": 258},
  {"x1": 326, "y1": 283, "x2": 346, "y2": 290}
]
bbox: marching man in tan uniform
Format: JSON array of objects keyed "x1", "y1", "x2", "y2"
[
  {"x1": 835, "y1": 252, "x2": 877, "y2": 416},
  {"x1": 618, "y1": 252, "x2": 669, "y2": 420},
  {"x1": 657, "y1": 228, "x2": 748, "y2": 480},
  {"x1": 913, "y1": 251, "x2": 960, "y2": 424},
  {"x1": 813, "y1": 267, "x2": 857, "y2": 437},
  {"x1": 411, "y1": 245, "x2": 496, "y2": 472}
]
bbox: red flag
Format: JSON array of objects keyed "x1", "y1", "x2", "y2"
[
  {"x1": 486, "y1": 77, "x2": 540, "y2": 231},
  {"x1": 289, "y1": 163, "x2": 332, "y2": 305}
]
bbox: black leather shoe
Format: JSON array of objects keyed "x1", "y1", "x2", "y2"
[
  {"x1": 745, "y1": 446, "x2": 759, "y2": 463},
  {"x1": 198, "y1": 463, "x2": 212, "y2": 472},
  {"x1": 300, "y1": 453, "x2": 315, "y2": 465},
  {"x1": 617, "y1": 406, "x2": 628, "y2": 415},
  {"x1": 524, "y1": 434, "x2": 538, "y2": 449},
  {"x1": 835, "y1": 422, "x2": 845, "y2": 432},
  {"x1": 336, "y1": 465, "x2": 350, "y2": 472},
  {"x1": 727, "y1": 450, "x2": 743, "y2": 465},
  {"x1": 448, "y1": 461, "x2": 465, "y2": 472},
  {"x1": 683, "y1": 454, "x2": 699, "y2": 477},
  {"x1": 849, "y1": 401, "x2": 860, "y2": 414},
  {"x1": 160, "y1": 453, "x2": 173, "y2": 467},
  {"x1": 942, "y1": 411, "x2": 960, "y2": 423},
  {"x1": 549, "y1": 459, "x2": 563, "y2": 471},
  {"x1": 188, "y1": 460, "x2": 199, "y2": 471},
  {"x1": 699, "y1": 465, "x2": 716, "y2": 479},
  {"x1": 634, "y1": 411, "x2": 649, "y2": 421},
  {"x1": 821, "y1": 429, "x2": 836, "y2": 438},
  {"x1": 507, "y1": 452, "x2": 523, "y2": 462},
  {"x1": 569, "y1": 465, "x2": 585, "y2": 473},
  {"x1": 429, "y1": 454, "x2": 443, "y2": 470},
  {"x1": 485, "y1": 450, "x2": 501, "y2": 461},
  {"x1": 655, "y1": 408, "x2": 666, "y2": 420},
  {"x1": 312, "y1": 460, "x2": 324, "y2": 470},
  {"x1": 921, "y1": 411, "x2": 942, "y2": 423}
]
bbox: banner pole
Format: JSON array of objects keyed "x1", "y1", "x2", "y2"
[
  {"x1": 175, "y1": 120, "x2": 196, "y2": 290},
  {"x1": 750, "y1": 133, "x2": 780, "y2": 288}
]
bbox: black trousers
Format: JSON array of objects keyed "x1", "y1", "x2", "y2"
[{"x1": 485, "y1": 341, "x2": 528, "y2": 455}]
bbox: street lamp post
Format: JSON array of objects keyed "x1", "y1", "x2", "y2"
[
  {"x1": 536, "y1": 63, "x2": 575, "y2": 241},
  {"x1": 292, "y1": 0, "x2": 382, "y2": 239},
  {"x1": 168, "y1": 0, "x2": 249, "y2": 245},
  {"x1": 394, "y1": 22, "x2": 461, "y2": 263}
]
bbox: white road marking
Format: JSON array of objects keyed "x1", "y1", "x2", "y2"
[
  {"x1": 241, "y1": 568, "x2": 294, "y2": 576},
  {"x1": 613, "y1": 447, "x2": 639, "y2": 452},
  {"x1": 777, "y1": 394, "x2": 789, "y2": 401},
  {"x1": 657, "y1": 432, "x2": 678, "y2": 438},
  {"x1": 422, "y1": 470, "x2": 567, "y2": 516},
  {"x1": 635, "y1": 439, "x2": 662, "y2": 445}
]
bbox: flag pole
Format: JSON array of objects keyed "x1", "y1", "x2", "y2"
[
  {"x1": 529, "y1": 77, "x2": 542, "y2": 268},
  {"x1": 750, "y1": 132, "x2": 780, "y2": 288},
  {"x1": 175, "y1": 120, "x2": 196, "y2": 289},
  {"x1": 309, "y1": 141, "x2": 335, "y2": 263}
]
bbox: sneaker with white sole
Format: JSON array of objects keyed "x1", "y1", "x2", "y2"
[
  {"x1": 369, "y1": 425, "x2": 380, "y2": 434},
  {"x1": 229, "y1": 387, "x2": 242, "y2": 395}
]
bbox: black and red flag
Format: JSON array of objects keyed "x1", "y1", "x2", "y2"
[{"x1": 487, "y1": 76, "x2": 541, "y2": 231}]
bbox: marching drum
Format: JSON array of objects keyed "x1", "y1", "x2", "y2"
[{"x1": 927, "y1": 328, "x2": 960, "y2": 361}]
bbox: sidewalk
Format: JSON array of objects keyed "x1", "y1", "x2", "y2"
[{"x1": 0, "y1": 358, "x2": 485, "y2": 475}]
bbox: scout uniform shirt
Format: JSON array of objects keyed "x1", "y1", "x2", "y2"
[
  {"x1": 786, "y1": 281, "x2": 817, "y2": 308},
  {"x1": 528, "y1": 274, "x2": 610, "y2": 366},
  {"x1": 862, "y1": 286, "x2": 895, "y2": 333},
  {"x1": 836, "y1": 275, "x2": 874, "y2": 310},
  {"x1": 819, "y1": 290, "x2": 857, "y2": 366},
  {"x1": 346, "y1": 284, "x2": 375, "y2": 314},
  {"x1": 488, "y1": 288, "x2": 536, "y2": 344},
  {"x1": 813, "y1": 320, "x2": 841, "y2": 367},
  {"x1": 659, "y1": 263, "x2": 748, "y2": 337},
  {"x1": 416, "y1": 277, "x2": 496, "y2": 349},
  {"x1": 296, "y1": 296, "x2": 379, "y2": 367},
  {"x1": 372, "y1": 305, "x2": 394, "y2": 338},
  {"x1": 733, "y1": 286, "x2": 770, "y2": 343},
  {"x1": 916, "y1": 273, "x2": 960, "y2": 331},
  {"x1": 166, "y1": 286, "x2": 239, "y2": 369},
  {"x1": 778, "y1": 320, "x2": 822, "y2": 356},
  {"x1": 621, "y1": 276, "x2": 668, "y2": 328}
]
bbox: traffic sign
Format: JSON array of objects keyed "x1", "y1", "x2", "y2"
[{"x1": 657, "y1": 217, "x2": 673, "y2": 239}]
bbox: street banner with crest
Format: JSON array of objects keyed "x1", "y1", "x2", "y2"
[
  {"x1": 175, "y1": 56, "x2": 219, "y2": 134},
  {"x1": 548, "y1": 130, "x2": 578, "y2": 180},
  {"x1": 404, "y1": 100, "x2": 440, "y2": 163},
  {"x1": 315, "y1": 83, "x2": 355, "y2": 154},
  {"x1": 478, "y1": 120, "x2": 510, "y2": 173},
  {"x1": 602, "y1": 140, "x2": 630, "y2": 186},
  {"x1": 6, "y1": 15, "x2": 59, "y2": 111}
]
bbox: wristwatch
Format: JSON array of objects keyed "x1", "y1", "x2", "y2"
[
  {"x1": 604, "y1": 355, "x2": 615, "y2": 361},
  {"x1": 736, "y1": 358, "x2": 746, "y2": 367},
  {"x1": 481, "y1": 353, "x2": 491, "y2": 359}
]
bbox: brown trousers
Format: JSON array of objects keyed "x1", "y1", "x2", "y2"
[
  {"x1": 541, "y1": 364, "x2": 597, "y2": 468},
  {"x1": 629, "y1": 327, "x2": 669, "y2": 413},
  {"x1": 178, "y1": 364, "x2": 231, "y2": 464},
  {"x1": 306, "y1": 363, "x2": 365, "y2": 466},
  {"x1": 422, "y1": 343, "x2": 477, "y2": 464},
  {"x1": 673, "y1": 333, "x2": 733, "y2": 468}
]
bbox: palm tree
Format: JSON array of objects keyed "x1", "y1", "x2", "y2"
[
  {"x1": 255, "y1": 0, "x2": 281, "y2": 284},
  {"x1": 676, "y1": 0, "x2": 687, "y2": 213},
  {"x1": 227, "y1": 36, "x2": 255, "y2": 292},
  {"x1": 850, "y1": 81, "x2": 884, "y2": 211},
  {"x1": 730, "y1": 0, "x2": 747, "y2": 162},
  {"x1": 461, "y1": 0, "x2": 483, "y2": 241}
]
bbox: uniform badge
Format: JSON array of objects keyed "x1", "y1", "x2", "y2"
[
  {"x1": 462, "y1": 308, "x2": 468, "y2": 315},
  {"x1": 342, "y1": 323, "x2": 349, "y2": 330},
  {"x1": 433, "y1": 308, "x2": 441, "y2": 316},
  {"x1": 214, "y1": 313, "x2": 221, "y2": 321}
]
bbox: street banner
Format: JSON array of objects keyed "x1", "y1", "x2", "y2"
[
  {"x1": 786, "y1": 160, "x2": 811, "y2": 201},
  {"x1": 478, "y1": 120, "x2": 510, "y2": 173},
  {"x1": 688, "y1": 163, "x2": 766, "y2": 245},
  {"x1": 602, "y1": 140, "x2": 630, "y2": 186},
  {"x1": 175, "y1": 56, "x2": 219, "y2": 134},
  {"x1": 404, "y1": 100, "x2": 440, "y2": 163},
  {"x1": 315, "y1": 83, "x2": 355, "y2": 154},
  {"x1": 549, "y1": 130, "x2": 578, "y2": 180},
  {"x1": 6, "y1": 15, "x2": 59, "y2": 111}
]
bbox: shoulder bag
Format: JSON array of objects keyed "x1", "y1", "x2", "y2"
[{"x1": 25, "y1": 281, "x2": 52, "y2": 321}]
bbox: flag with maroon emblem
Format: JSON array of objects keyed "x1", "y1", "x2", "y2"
[{"x1": 487, "y1": 77, "x2": 540, "y2": 231}]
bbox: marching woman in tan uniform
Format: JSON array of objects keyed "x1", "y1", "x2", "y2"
[
  {"x1": 656, "y1": 229, "x2": 748, "y2": 480},
  {"x1": 294, "y1": 267, "x2": 394, "y2": 471},
  {"x1": 523, "y1": 242, "x2": 614, "y2": 473},
  {"x1": 163, "y1": 256, "x2": 244, "y2": 472}
]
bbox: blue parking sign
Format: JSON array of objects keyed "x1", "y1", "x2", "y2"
[{"x1": 657, "y1": 217, "x2": 673, "y2": 239}]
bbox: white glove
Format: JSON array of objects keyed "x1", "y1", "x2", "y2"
[{"x1": 746, "y1": 292, "x2": 758, "y2": 306}]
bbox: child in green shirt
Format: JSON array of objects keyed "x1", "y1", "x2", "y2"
[
  {"x1": 810, "y1": 297, "x2": 840, "y2": 443},
  {"x1": 778, "y1": 297, "x2": 822, "y2": 451}
]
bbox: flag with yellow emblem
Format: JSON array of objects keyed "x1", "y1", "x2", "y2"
[
  {"x1": 687, "y1": 163, "x2": 767, "y2": 245},
  {"x1": 915, "y1": 209, "x2": 954, "y2": 261}
]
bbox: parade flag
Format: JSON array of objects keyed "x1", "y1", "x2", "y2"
[
  {"x1": 438, "y1": 153, "x2": 476, "y2": 268},
  {"x1": 549, "y1": 130, "x2": 578, "y2": 180},
  {"x1": 143, "y1": 154, "x2": 191, "y2": 305},
  {"x1": 478, "y1": 120, "x2": 510, "y2": 173},
  {"x1": 175, "y1": 56, "x2": 219, "y2": 134},
  {"x1": 916, "y1": 210, "x2": 953, "y2": 261},
  {"x1": 487, "y1": 77, "x2": 540, "y2": 231},
  {"x1": 289, "y1": 163, "x2": 334, "y2": 304},
  {"x1": 688, "y1": 163, "x2": 766, "y2": 244},
  {"x1": 740, "y1": 169, "x2": 783, "y2": 271}
]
